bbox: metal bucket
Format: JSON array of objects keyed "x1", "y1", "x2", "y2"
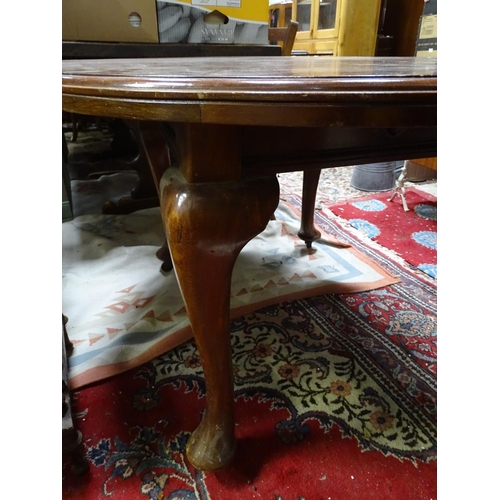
[{"x1": 350, "y1": 161, "x2": 402, "y2": 192}]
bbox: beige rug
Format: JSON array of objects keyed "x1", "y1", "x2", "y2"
[{"x1": 62, "y1": 200, "x2": 400, "y2": 389}]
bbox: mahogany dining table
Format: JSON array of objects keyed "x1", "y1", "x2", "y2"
[{"x1": 62, "y1": 55, "x2": 437, "y2": 472}]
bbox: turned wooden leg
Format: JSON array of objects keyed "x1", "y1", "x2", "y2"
[
  {"x1": 161, "y1": 169, "x2": 279, "y2": 471},
  {"x1": 298, "y1": 168, "x2": 322, "y2": 248}
]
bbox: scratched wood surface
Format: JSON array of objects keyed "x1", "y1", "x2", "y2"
[
  {"x1": 62, "y1": 56, "x2": 437, "y2": 127},
  {"x1": 62, "y1": 56, "x2": 436, "y2": 97}
]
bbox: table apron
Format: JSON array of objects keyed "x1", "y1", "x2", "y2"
[
  {"x1": 240, "y1": 125, "x2": 437, "y2": 175},
  {"x1": 62, "y1": 94, "x2": 436, "y2": 128}
]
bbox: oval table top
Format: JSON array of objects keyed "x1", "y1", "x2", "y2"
[{"x1": 62, "y1": 56, "x2": 437, "y2": 127}]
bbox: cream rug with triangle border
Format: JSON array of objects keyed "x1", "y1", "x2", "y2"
[{"x1": 62, "y1": 200, "x2": 399, "y2": 389}]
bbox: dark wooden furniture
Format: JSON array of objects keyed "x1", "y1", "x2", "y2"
[
  {"x1": 62, "y1": 316, "x2": 88, "y2": 475},
  {"x1": 63, "y1": 42, "x2": 282, "y2": 215},
  {"x1": 62, "y1": 56, "x2": 437, "y2": 471},
  {"x1": 268, "y1": 21, "x2": 299, "y2": 56},
  {"x1": 382, "y1": 0, "x2": 425, "y2": 56},
  {"x1": 63, "y1": 41, "x2": 281, "y2": 60}
]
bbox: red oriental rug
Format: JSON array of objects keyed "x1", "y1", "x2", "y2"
[
  {"x1": 63, "y1": 196, "x2": 437, "y2": 500},
  {"x1": 327, "y1": 188, "x2": 437, "y2": 279}
]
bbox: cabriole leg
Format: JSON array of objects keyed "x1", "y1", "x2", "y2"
[{"x1": 160, "y1": 169, "x2": 279, "y2": 471}]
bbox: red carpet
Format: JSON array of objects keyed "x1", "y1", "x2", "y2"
[
  {"x1": 63, "y1": 196, "x2": 436, "y2": 499},
  {"x1": 327, "y1": 188, "x2": 437, "y2": 279}
]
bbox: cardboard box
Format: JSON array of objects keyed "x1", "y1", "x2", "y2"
[
  {"x1": 62, "y1": 0, "x2": 269, "y2": 45},
  {"x1": 62, "y1": 0, "x2": 160, "y2": 43},
  {"x1": 157, "y1": 1, "x2": 268, "y2": 44}
]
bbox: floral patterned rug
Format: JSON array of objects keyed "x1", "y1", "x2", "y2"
[{"x1": 63, "y1": 196, "x2": 437, "y2": 500}]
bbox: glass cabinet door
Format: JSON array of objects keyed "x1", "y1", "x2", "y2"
[
  {"x1": 315, "y1": 0, "x2": 338, "y2": 36},
  {"x1": 295, "y1": 0, "x2": 314, "y2": 33},
  {"x1": 269, "y1": 2, "x2": 293, "y2": 29}
]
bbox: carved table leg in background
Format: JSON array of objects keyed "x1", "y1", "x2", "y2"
[
  {"x1": 102, "y1": 120, "x2": 163, "y2": 215},
  {"x1": 135, "y1": 121, "x2": 179, "y2": 273},
  {"x1": 128, "y1": 120, "x2": 164, "y2": 201},
  {"x1": 158, "y1": 124, "x2": 279, "y2": 471},
  {"x1": 298, "y1": 168, "x2": 322, "y2": 248}
]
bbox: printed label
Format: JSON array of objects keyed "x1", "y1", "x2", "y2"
[
  {"x1": 217, "y1": 0, "x2": 241, "y2": 6},
  {"x1": 419, "y1": 15, "x2": 437, "y2": 39},
  {"x1": 192, "y1": 0, "x2": 217, "y2": 5},
  {"x1": 192, "y1": 0, "x2": 241, "y2": 7}
]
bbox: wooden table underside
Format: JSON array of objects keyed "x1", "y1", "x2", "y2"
[{"x1": 62, "y1": 56, "x2": 437, "y2": 471}]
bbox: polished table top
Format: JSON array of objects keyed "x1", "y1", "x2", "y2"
[
  {"x1": 62, "y1": 56, "x2": 437, "y2": 127},
  {"x1": 63, "y1": 55, "x2": 436, "y2": 79}
]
